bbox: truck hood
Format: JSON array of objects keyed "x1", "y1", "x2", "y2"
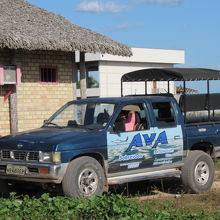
[{"x1": 0, "y1": 127, "x2": 106, "y2": 152}]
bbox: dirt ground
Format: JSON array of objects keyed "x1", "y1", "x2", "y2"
[
  {"x1": 135, "y1": 170, "x2": 220, "y2": 201},
  {"x1": 108, "y1": 170, "x2": 220, "y2": 197},
  {"x1": 127, "y1": 170, "x2": 220, "y2": 215}
]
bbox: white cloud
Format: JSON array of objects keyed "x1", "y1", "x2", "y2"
[
  {"x1": 134, "y1": 0, "x2": 184, "y2": 7},
  {"x1": 76, "y1": 0, "x2": 129, "y2": 13}
]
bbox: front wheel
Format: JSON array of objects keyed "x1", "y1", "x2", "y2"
[
  {"x1": 62, "y1": 156, "x2": 106, "y2": 198},
  {"x1": 181, "y1": 151, "x2": 215, "y2": 193}
]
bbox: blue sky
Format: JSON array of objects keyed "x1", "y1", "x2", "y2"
[{"x1": 27, "y1": 0, "x2": 220, "y2": 92}]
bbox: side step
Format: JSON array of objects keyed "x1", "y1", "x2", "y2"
[{"x1": 107, "y1": 168, "x2": 181, "y2": 185}]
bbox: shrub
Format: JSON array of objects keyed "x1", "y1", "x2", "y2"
[{"x1": 0, "y1": 193, "x2": 217, "y2": 220}]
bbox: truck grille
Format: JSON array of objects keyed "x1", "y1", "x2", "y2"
[
  {"x1": 14, "y1": 151, "x2": 26, "y2": 160},
  {"x1": 2, "y1": 150, "x2": 10, "y2": 159},
  {"x1": 1, "y1": 150, "x2": 39, "y2": 162}
]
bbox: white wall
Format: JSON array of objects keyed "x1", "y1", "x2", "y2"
[
  {"x1": 84, "y1": 47, "x2": 185, "y2": 64},
  {"x1": 76, "y1": 47, "x2": 185, "y2": 98},
  {"x1": 99, "y1": 62, "x2": 175, "y2": 97}
]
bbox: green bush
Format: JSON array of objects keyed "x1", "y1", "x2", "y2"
[
  {"x1": 216, "y1": 158, "x2": 220, "y2": 170},
  {"x1": 0, "y1": 193, "x2": 143, "y2": 220},
  {"x1": 0, "y1": 193, "x2": 217, "y2": 220}
]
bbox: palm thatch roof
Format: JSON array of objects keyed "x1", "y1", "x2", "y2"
[
  {"x1": 0, "y1": 0, "x2": 132, "y2": 56},
  {"x1": 176, "y1": 86, "x2": 198, "y2": 94}
]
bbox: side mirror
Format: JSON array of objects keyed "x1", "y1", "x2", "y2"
[{"x1": 68, "y1": 120, "x2": 77, "y2": 127}]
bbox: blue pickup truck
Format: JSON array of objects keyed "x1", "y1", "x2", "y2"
[
  {"x1": 0, "y1": 95, "x2": 218, "y2": 197},
  {"x1": 0, "y1": 68, "x2": 220, "y2": 198}
]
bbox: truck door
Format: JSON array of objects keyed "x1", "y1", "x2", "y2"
[
  {"x1": 150, "y1": 101, "x2": 184, "y2": 167},
  {"x1": 107, "y1": 102, "x2": 155, "y2": 174}
]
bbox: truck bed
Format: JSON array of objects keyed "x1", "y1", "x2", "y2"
[{"x1": 185, "y1": 121, "x2": 220, "y2": 158}]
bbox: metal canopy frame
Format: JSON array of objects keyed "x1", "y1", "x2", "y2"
[{"x1": 121, "y1": 68, "x2": 220, "y2": 122}]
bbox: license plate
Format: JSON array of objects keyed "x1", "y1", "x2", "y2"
[{"x1": 6, "y1": 165, "x2": 26, "y2": 176}]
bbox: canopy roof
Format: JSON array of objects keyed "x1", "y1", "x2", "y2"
[
  {"x1": 121, "y1": 68, "x2": 220, "y2": 82},
  {"x1": 0, "y1": 0, "x2": 132, "y2": 56}
]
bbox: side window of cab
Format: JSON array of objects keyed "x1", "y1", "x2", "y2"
[
  {"x1": 113, "y1": 103, "x2": 149, "y2": 133},
  {"x1": 152, "y1": 102, "x2": 176, "y2": 128}
]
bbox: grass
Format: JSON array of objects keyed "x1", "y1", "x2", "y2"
[
  {"x1": 136, "y1": 190, "x2": 220, "y2": 218},
  {"x1": 216, "y1": 158, "x2": 220, "y2": 170}
]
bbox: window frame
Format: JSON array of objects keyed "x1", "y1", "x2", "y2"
[{"x1": 39, "y1": 66, "x2": 58, "y2": 84}]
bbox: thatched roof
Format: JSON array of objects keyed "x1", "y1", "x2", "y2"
[
  {"x1": 0, "y1": 0, "x2": 132, "y2": 56},
  {"x1": 176, "y1": 86, "x2": 198, "y2": 94}
]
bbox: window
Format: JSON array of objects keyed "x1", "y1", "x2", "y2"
[
  {"x1": 152, "y1": 102, "x2": 176, "y2": 128},
  {"x1": 87, "y1": 71, "x2": 99, "y2": 88},
  {"x1": 45, "y1": 102, "x2": 116, "y2": 130},
  {"x1": 77, "y1": 69, "x2": 99, "y2": 89},
  {"x1": 113, "y1": 103, "x2": 148, "y2": 133},
  {"x1": 93, "y1": 103, "x2": 115, "y2": 124},
  {"x1": 40, "y1": 66, "x2": 57, "y2": 83}
]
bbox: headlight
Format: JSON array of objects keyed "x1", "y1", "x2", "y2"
[
  {"x1": 52, "y1": 152, "x2": 61, "y2": 163},
  {"x1": 39, "y1": 152, "x2": 61, "y2": 163}
]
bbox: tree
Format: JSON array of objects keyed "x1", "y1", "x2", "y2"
[{"x1": 77, "y1": 76, "x2": 99, "y2": 89}]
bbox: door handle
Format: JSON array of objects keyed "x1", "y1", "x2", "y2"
[{"x1": 174, "y1": 136, "x2": 181, "y2": 140}]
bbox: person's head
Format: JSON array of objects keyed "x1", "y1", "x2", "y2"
[{"x1": 119, "y1": 112, "x2": 127, "y2": 121}]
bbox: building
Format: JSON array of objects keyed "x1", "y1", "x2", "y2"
[
  {"x1": 0, "y1": 47, "x2": 184, "y2": 137},
  {"x1": 0, "y1": 0, "x2": 131, "y2": 136},
  {"x1": 0, "y1": 1, "x2": 185, "y2": 137},
  {"x1": 76, "y1": 47, "x2": 185, "y2": 98}
]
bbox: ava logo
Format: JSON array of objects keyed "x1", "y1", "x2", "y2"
[{"x1": 125, "y1": 131, "x2": 168, "y2": 152}]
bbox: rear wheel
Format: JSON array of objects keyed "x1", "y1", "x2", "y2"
[
  {"x1": 62, "y1": 156, "x2": 106, "y2": 198},
  {"x1": 181, "y1": 151, "x2": 215, "y2": 193}
]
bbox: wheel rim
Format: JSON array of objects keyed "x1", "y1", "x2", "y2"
[
  {"x1": 78, "y1": 168, "x2": 98, "y2": 196},
  {"x1": 194, "y1": 161, "x2": 210, "y2": 185}
]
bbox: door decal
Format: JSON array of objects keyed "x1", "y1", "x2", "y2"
[{"x1": 107, "y1": 125, "x2": 183, "y2": 171}]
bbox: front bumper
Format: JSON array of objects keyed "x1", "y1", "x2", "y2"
[{"x1": 0, "y1": 161, "x2": 68, "y2": 184}]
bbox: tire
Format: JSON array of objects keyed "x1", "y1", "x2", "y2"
[
  {"x1": 181, "y1": 151, "x2": 215, "y2": 194},
  {"x1": 62, "y1": 156, "x2": 106, "y2": 198}
]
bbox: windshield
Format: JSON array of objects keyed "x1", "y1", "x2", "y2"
[{"x1": 44, "y1": 102, "x2": 116, "y2": 130}]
